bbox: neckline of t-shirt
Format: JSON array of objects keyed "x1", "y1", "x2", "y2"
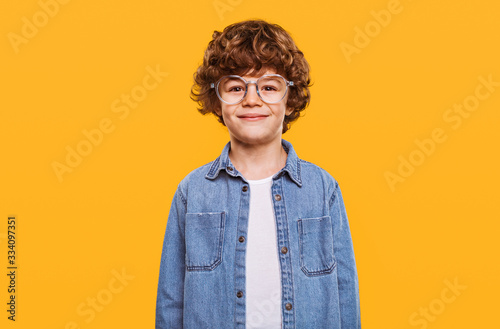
[{"x1": 246, "y1": 173, "x2": 275, "y2": 185}]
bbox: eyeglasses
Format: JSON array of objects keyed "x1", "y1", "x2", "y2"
[{"x1": 210, "y1": 74, "x2": 294, "y2": 105}]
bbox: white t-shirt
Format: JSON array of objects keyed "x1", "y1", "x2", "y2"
[{"x1": 245, "y1": 174, "x2": 282, "y2": 329}]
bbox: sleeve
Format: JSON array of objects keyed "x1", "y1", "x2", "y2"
[
  {"x1": 155, "y1": 184, "x2": 187, "y2": 328},
  {"x1": 330, "y1": 181, "x2": 361, "y2": 328}
]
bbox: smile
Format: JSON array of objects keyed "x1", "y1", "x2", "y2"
[
  {"x1": 239, "y1": 116, "x2": 267, "y2": 121},
  {"x1": 238, "y1": 113, "x2": 269, "y2": 121}
]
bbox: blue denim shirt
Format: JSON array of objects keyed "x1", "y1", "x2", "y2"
[{"x1": 156, "y1": 139, "x2": 361, "y2": 328}]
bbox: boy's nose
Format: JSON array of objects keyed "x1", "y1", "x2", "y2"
[{"x1": 242, "y1": 83, "x2": 262, "y2": 106}]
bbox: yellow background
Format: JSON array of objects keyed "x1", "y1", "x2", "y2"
[{"x1": 1, "y1": 0, "x2": 499, "y2": 328}]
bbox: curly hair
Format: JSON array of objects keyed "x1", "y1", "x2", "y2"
[{"x1": 191, "y1": 19, "x2": 311, "y2": 134}]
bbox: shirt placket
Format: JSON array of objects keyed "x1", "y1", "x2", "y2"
[
  {"x1": 234, "y1": 175, "x2": 250, "y2": 328},
  {"x1": 272, "y1": 175, "x2": 295, "y2": 329},
  {"x1": 230, "y1": 165, "x2": 295, "y2": 329}
]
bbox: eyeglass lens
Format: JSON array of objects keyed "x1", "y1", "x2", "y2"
[{"x1": 218, "y1": 76, "x2": 287, "y2": 104}]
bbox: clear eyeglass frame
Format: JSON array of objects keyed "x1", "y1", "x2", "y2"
[{"x1": 210, "y1": 74, "x2": 294, "y2": 105}]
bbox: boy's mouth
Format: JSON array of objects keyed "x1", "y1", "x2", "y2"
[{"x1": 238, "y1": 113, "x2": 269, "y2": 120}]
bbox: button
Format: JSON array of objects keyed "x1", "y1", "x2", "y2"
[
  {"x1": 239, "y1": 236, "x2": 245, "y2": 243},
  {"x1": 281, "y1": 247, "x2": 288, "y2": 254},
  {"x1": 227, "y1": 166, "x2": 233, "y2": 171},
  {"x1": 242, "y1": 186, "x2": 248, "y2": 192},
  {"x1": 285, "y1": 303, "x2": 293, "y2": 310},
  {"x1": 274, "y1": 194, "x2": 281, "y2": 201},
  {"x1": 237, "y1": 291, "x2": 243, "y2": 298}
]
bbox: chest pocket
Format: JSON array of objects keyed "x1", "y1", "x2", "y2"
[
  {"x1": 185, "y1": 212, "x2": 226, "y2": 271},
  {"x1": 297, "y1": 215, "x2": 336, "y2": 277}
]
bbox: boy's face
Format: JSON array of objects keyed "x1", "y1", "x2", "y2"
[{"x1": 214, "y1": 68, "x2": 293, "y2": 146}]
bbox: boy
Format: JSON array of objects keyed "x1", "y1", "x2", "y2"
[{"x1": 156, "y1": 19, "x2": 361, "y2": 329}]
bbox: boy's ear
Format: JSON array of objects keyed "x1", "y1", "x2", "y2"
[{"x1": 285, "y1": 107, "x2": 293, "y2": 116}]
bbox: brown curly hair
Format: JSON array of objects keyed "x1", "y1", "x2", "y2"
[{"x1": 191, "y1": 19, "x2": 311, "y2": 134}]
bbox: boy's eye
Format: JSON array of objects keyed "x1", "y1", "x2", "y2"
[
  {"x1": 258, "y1": 77, "x2": 283, "y2": 93},
  {"x1": 229, "y1": 86, "x2": 244, "y2": 92},
  {"x1": 262, "y1": 85, "x2": 278, "y2": 92},
  {"x1": 222, "y1": 80, "x2": 245, "y2": 93}
]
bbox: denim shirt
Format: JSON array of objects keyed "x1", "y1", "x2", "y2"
[{"x1": 156, "y1": 139, "x2": 361, "y2": 329}]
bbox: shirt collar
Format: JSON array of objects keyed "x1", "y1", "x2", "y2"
[{"x1": 205, "y1": 138, "x2": 302, "y2": 187}]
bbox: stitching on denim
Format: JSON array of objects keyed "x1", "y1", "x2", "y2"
[
  {"x1": 271, "y1": 177, "x2": 290, "y2": 322},
  {"x1": 177, "y1": 185, "x2": 187, "y2": 207},
  {"x1": 233, "y1": 178, "x2": 247, "y2": 327},
  {"x1": 272, "y1": 176, "x2": 288, "y2": 325},
  {"x1": 176, "y1": 185, "x2": 187, "y2": 237},
  {"x1": 329, "y1": 181, "x2": 339, "y2": 209},
  {"x1": 219, "y1": 211, "x2": 225, "y2": 271},
  {"x1": 206, "y1": 156, "x2": 220, "y2": 178},
  {"x1": 279, "y1": 178, "x2": 296, "y2": 326},
  {"x1": 185, "y1": 212, "x2": 225, "y2": 272},
  {"x1": 273, "y1": 175, "x2": 287, "y2": 326},
  {"x1": 300, "y1": 261, "x2": 337, "y2": 277},
  {"x1": 297, "y1": 216, "x2": 337, "y2": 277}
]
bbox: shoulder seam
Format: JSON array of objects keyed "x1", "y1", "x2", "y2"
[
  {"x1": 329, "y1": 180, "x2": 340, "y2": 208},
  {"x1": 177, "y1": 183, "x2": 187, "y2": 207}
]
